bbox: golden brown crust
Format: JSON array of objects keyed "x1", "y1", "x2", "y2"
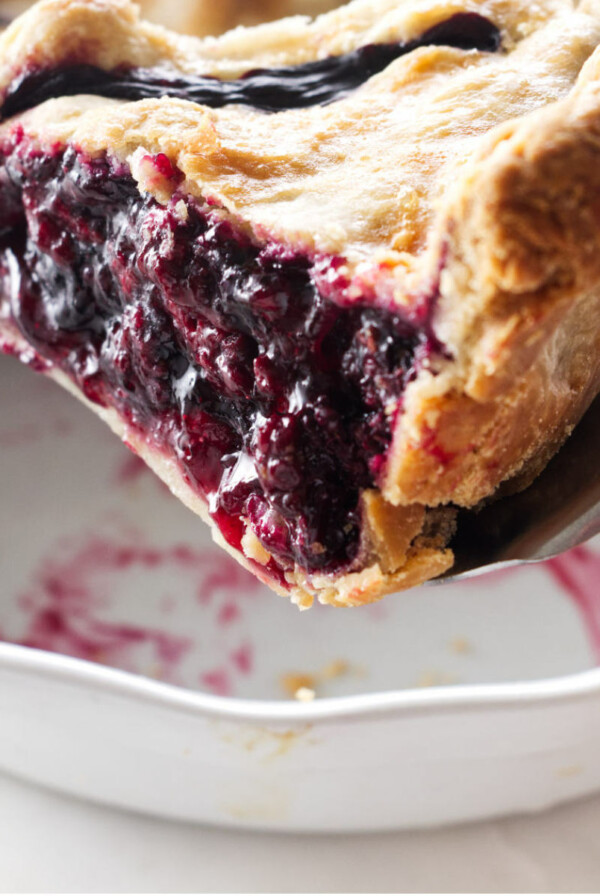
[
  {"x1": 385, "y1": 60, "x2": 600, "y2": 507},
  {"x1": 3, "y1": 0, "x2": 600, "y2": 606},
  {"x1": 289, "y1": 547, "x2": 454, "y2": 608},
  {"x1": 3, "y1": 0, "x2": 599, "y2": 265}
]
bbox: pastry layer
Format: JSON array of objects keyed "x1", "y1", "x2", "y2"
[{"x1": 3, "y1": 0, "x2": 599, "y2": 268}]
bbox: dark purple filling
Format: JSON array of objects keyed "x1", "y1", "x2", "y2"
[
  {"x1": 0, "y1": 138, "x2": 439, "y2": 577},
  {"x1": 1, "y1": 13, "x2": 501, "y2": 120}
]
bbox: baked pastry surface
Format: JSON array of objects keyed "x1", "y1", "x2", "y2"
[{"x1": 1, "y1": 0, "x2": 600, "y2": 607}]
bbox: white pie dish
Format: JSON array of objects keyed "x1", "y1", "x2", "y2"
[{"x1": 2, "y1": 351, "x2": 600, "y2": 831}]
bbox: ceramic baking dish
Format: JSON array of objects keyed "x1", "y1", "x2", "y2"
[{"x1": 2, "y1": 351, "x2": 600, "y2": 830}]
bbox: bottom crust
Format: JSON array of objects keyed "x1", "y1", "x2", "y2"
[{"x1": 0, "y1": 323, "x2": 454, "y2": 608}]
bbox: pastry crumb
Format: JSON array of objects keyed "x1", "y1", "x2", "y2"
[
  {"x1": 241, "y1": 527, "x2": 271, "y2": 566},
  {"x1": 416, "y1": 669, "x2": 459, "y2": 688},
  {"x1": 321, "y1": 658, "x2": 350, "y2": 680},
  {"x1": 289, "y1": 587, "x2": 314, "y2": 610},
  {"x1": 449, "y1": 637, "x2": 473, "y2": 655},
  {"x1": 281, "y1": 673, "x2": 317, "y2": 698},
  {"x1": 281, "y1": 657, "x2": 363, "y2": 699},
  {"x1": 174, "y1": 198, "x2": 189, "y2": 221},
  {"x1": 556, "y1": 765, "x2": 583, "y2": 779},
  {"x1": 295, "y1": 687, "x2": 316, "y2": 702}
]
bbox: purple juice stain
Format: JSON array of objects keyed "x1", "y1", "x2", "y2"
[{"x1": 9, "y1": 533, "x2": 262, "y2": 683}]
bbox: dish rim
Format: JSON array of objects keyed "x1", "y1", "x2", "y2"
[{"x1": 1, "y1": 640, "x2": 599, "y2": 724}]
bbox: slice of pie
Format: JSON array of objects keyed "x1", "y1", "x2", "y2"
[{"x1": 1, "y1": 0, "x2": 600, "y2": 608}]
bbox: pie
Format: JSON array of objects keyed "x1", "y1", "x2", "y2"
[{"x1": 1, "y1": 0, "x2": 600, "y2": 608}]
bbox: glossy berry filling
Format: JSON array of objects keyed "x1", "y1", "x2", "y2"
[
  {"x1": 0, "y1": 138, "x2": 439, "y2": 577},
  {"x1": 1, "y1": 12, "x2": 501, "y2": 120}
]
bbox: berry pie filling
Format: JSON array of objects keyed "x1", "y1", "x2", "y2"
[{"x1": 0, "y1": 137, "x2": 442, "y2": 580}]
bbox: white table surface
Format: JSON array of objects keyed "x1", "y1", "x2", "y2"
[{"x1": 2, "y1": 772, "x2": 600, "y2": 893}]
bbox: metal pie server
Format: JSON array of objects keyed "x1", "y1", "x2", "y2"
[{"x1": 440, "y1": 395, "x2": 600, "y2": 582}]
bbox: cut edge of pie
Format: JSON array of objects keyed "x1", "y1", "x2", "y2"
[{"x1": 1, "y1": 0, "x2": 600, "y2": 607}]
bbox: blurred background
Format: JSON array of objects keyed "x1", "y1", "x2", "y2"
[{"x1": 0, "y1": 0, "x2": 341, "y2": 35}]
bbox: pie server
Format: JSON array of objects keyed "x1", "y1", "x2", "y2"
[{"x1": 442, "y1": 395, "x2": 600, "y2": 582}]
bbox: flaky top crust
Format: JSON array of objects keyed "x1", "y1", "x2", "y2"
[
  {"x1": 4, "y1": 0, "x2": 600, "y2": 269},
  {"x1": 3, "y1": 0, "x2": 600, "y2": 605}
]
